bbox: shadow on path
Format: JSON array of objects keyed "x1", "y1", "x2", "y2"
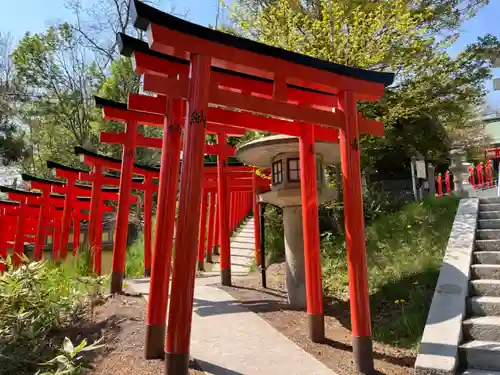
[{"x1": 195, "y1": 359, "x2": 245, "y2": 375}]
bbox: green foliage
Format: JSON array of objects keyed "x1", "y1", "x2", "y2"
[
  {"x1": 0, "y1": 257, "x2": 105, "y2": 374},
  {"x1": 36, "y1": 337, "x2": 103, "y2": 375},
  {"x1": 0, "y1": 32, "x2": 28, "y2": 165},
  {"x1": 321, "y1": 196, "x2": 459, "y2": 348},
  {"x1": 125, "y1": 238, "x2": 146, "y2": 278},
  {"x1": 262, "y1": 205, "x2": 285, "y2": 264},
  {"x1": 12, "y1": 24, "x2": 100, "y2": 175},
  {"x1": 224, "y1": 0, "x2": 499, "y2": 173}
]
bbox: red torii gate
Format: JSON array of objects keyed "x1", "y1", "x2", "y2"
[
  {"x1": 95, "y1": 95, "x2": 269, "y2": 287},
  {"x1": 198, "y1": 167, "x2": 269, "y2": 271},
  {"x1": 0, "y1": 186, "x2": 78, "y2": 263},
  {"x1": 20, "y1": 174, "x2": 66, "y2": 260},
  {"x1": 94, "y1": 95, "x2": 246, "y2": 293},
  {"x1": 0, "y1": 199, "x2": 22, "y2": 271},
  {"x1": 47, "y1": 161, "x2": 128, "y2": 255},
  {"x1": 20, "y1": 173, "x2": 120, "y2": 263},
  {"x1": 75, "y1": 147, "x2": 152, "y2": 274},
  {"x1": 118, "y1": 1, "x2": 394, "y2": 373},
  {"x1": 93, "y1": 92, "x2": 271, "y2": 358},
  {"x1": 74, "y1": 147, "x2": 159, "y2": 276}
]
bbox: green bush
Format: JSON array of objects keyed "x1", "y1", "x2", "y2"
[
  {"x1": 263, "y1": 205, "x2": 284, "y2": 264},
  {"x1": 0, "y1": 257, "x2": 105, "y2": 374},
  {"x1": 125, "y1": 238, "x2": 145, "y2": 277},
  {"x1": 321, "y1": 196, "x2": 459, "y2": 348}
]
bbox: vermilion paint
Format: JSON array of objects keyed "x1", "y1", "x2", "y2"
[
  {"x1": 299, "y1": 123, "x2": 323, "y2": 317},
  {"x1": 146, "y1": 97, "x2": 183, "y2": 358},
  {"x1": 166, "y1": 54, "x2": 211, "y2": 355},
  {"x1": 206, "y1": 191, "x2": 216, "y2": 263},
  {"x1": 339, "y1": 91, "x2": 373, "y2": 372},
  {"x1": 111, "y1": 120, "x2": 138, "y2": 290},
  {"x1": 197, "y1": 190, "x2": 208, "y2": 271},
  {"x1": 143, "y1": 174, "x2": 154, "y2": 275}
]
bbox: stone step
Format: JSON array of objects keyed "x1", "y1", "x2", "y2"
[
  {"x1": 471, "y1": 280, "x2": 500, "y2": 296},
  {"x1": 468, "y1": 296, "x2": 500, "y2": 316},
  {"x1": 477, "y1": 230, "x2": 500, "y2": 241},
  {"x1": 462, "y1": 368, "x2": 500, "y2": 374},
  {"x1": 481, "y1": 197, "x2": 500, "y2": 204},
  {"x1": 476, "y1": 240, "x2": 500, "y2": 252},
  {"x1": 229, "y1": 241, "x2": 255, "y2": 249},
  {"x1": 472, "y1": 265, "x2": 500, "y2": 280},
  {"x1": 463, "y1": 316, "x2": 500, "y2": 341},
  {"x1": 481, "y1": 204, "x2": 500, "y2": 212},
  {"x1": 479, "y1": 220, "x2": 500, "y2": 230},
  {"x1": 480, "y1": 211, "x2": 500, "y2": 220},
  {"x1": 460, "y1": 340, "x2": 500, "y2": 371},
  {"x1": 475, "y1": 252, "x2": 500, "y2": 264}
]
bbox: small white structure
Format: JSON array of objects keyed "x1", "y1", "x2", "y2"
[{"x1": 237, "y1": 135, "x2": 340, "y2": 307}]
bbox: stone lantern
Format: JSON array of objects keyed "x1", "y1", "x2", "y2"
[
  {"x1": 449, "y1": 149, "x2": 475, "y2": 197},
  {"x1": 236, "y1": 135, "x2": 340, "y2": 308}
]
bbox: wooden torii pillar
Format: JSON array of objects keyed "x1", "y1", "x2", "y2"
[
  {"x1": 94, "y1": 97, "x2": 163, "y2": 290},
  {"x1": 0, "y1": 199, "x2": 20, "y2": 271},
  {"x1": 21, "y1": 174, "x2": 66, "y2": 260},
  {"x1": 46, "y1": 162, "x2": 121, "y2": 256},
  {"x1": 0, "y1": 186, "x2": 42, "y2": 266}
]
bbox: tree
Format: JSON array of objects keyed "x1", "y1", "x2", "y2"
[
  {"x1": 224, "y1": 0, "x2": 499, "y2": 175},
  {"x1": 0, "y1": 32, "x2": 27, "y2": 165},
  {"x1": 10, "y1": 1, "x2": 185, "y2": 175},
  {"x1": 12, "y1": 24, "x2": 100, "y2": 175}
]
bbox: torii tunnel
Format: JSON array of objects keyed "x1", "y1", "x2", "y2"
[
  {"x1": 86, "y1": 0, "x2": 394, "y2": 375},
  {"x1": 104, "y1": 1, "x2": 395, "y2": 374},
  {"x1": 0, "y1": 0, "x2": 395, "y2": 372}
]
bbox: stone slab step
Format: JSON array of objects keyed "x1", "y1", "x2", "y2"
[
  {"x1": 459, "y1": 340, "x2": 500, "y2": 371},
  {"x1": 463, "y1": 316, "x2": 500, "y2": 341},
  {"x1": 472, "y1": 265, "x2": 500, "y2": 280},
  {"x1": 477, "y1": 230, "x2": 500, "y2": 240},
  {"x1": 476, "y1": 240, "x2": 500, "y2": 252},
  {"x1": 480, "y1": 211, "x2": 500, "y2": 220},
  {"x1": 475, "y1": 252, "x2": 500, "y2": 264},
  {"x1": 468, "y1": 296, "x2": 500, "y2": 316},
  {"x1": 479, "y1": 220, "x2": 500, "y2": 230},
  {"x1": 229, "y1": 241, "x2": 254, "y2": 249},
  {"x1": 481, "y1": 204, "x2": 500, "y2": 212},
  {"x1": 462, "y1": 368, "x2": 500, "y2": 374},
  {"x1": 481, "y1": 197, "x2": 500, "y2": 204},
  {"x1": 471, "y1": 280, "x2": 500, "y2": 297}
]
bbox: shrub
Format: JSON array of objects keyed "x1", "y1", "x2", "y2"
[
  {"x1": 0, "y1": 257, "x2": 105, "y2": 374},
  {"x1": 321, "y1": 196, "x2": 459, "y2": 348}
]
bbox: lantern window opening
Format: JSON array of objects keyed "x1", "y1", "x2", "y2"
[
  {"x1": 272, "y1": 160, "x2": 283, "y2": 185},
  {"x1": 287, "y1": 158, "x2": 300, "y2": 182}
]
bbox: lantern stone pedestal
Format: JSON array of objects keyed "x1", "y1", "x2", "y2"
[{"x1": 237, "y1": 135, "x2": 340, "y2": 308}]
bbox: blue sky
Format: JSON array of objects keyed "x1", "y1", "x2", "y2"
[{"x1": 1, "y1": 0, "x2": 499, "y2": 107}]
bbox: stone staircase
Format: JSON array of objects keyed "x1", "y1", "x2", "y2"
[
  {"x1": 460, "y1": 197, "x2": 500, "y2": 374},
  {"x1": 209, "y1": 216, "x2": 256, "y2": 275}
]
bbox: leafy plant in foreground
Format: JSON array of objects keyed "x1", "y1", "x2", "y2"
[
  {"x1": 0, "y1": 257, "x2": 105, "y2": 375},
  {"x1": 36, "y1": 337, "x2": 103, "y2": 375}
]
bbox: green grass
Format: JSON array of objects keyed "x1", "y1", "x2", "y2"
[
  {"x1": 125, "y1": 233, "x2": 146, "y2": 277},
  {"x1": 321, "y1": 196, "x2": 459, "y2": 349}
]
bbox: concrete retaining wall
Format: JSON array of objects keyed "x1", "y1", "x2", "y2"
[{"x1": 415, "y1": 198, "x2": 479, "y2": 375}]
